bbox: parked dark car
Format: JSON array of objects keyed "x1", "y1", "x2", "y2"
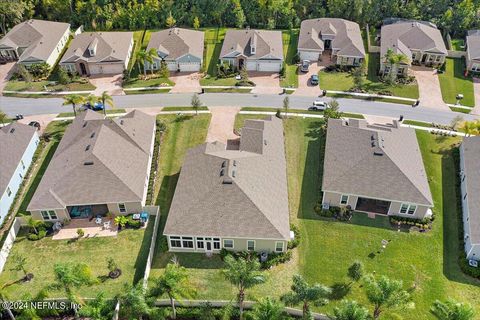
[
  {"x1": 310, "y1": 74, "x2": 319, "y2": 85},
  {"x1": 80, "y1": 102, "x2": 105, "y2": 111}
]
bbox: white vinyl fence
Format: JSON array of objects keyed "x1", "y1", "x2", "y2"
[
  {"x1": 142, "y1": 205, "x2": 160, "y2": 288},
  {"x1": 0, "y1": 217, "x2": 25, "y2": 272}
]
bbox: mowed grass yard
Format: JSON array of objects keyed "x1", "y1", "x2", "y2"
[
  {"x1": 280, "y1": 30, "x2": 299, "y2": 88},
  {"x1": 438, "y1": 58, "x2": 475, "y2": 107},
  {"x1": 319, "y1": 53, "x2": 419, "y2": 99}
]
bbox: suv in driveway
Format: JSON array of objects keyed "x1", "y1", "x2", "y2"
[
  {"x1": 300, "y1": 60, "x2": 310, "y2": 72},
  {"x1": 308, "y1": 100, "x2": 328, "y2": 111},
  {"x1": 310, "y1": 74, "x2": 319, "y2": 85}
]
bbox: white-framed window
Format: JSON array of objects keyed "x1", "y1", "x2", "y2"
[
  {"x1": 41, "y1": 210, "x2": 57, "y2": 220},
  {"x1": 213, "y1": 238, "x2": 221, "y2": 250},
  {"x1": 196, "y1": 237, "x2": 205, "y2": 249},
  {"x1": 407, "y1": 205, "x2": 417, "y2": 215},
  {"x1": 275, "y1": 241, "x2": 284, "y2": 253},
  {"x1": 247, "y1": 240, "x2": 255, "y2": 251},
  {"x1": 400, "y1": 203, "x2": 416, "y2": 215},
  {"x1": 223, "y1": 239, "x2": 234, "y2": 249},
  {"x1": 118, "y1": 203, "x2": 126, "y2": 213},
  {"x1": 6, "y1": 187, "x2": 12, "y2": 197},
  {"x1": 400, "y1": 203, "x2": 409, "y2": 214},
  {"x1": 170, "y1": 236, "x2": 182, "y2": 248},
  {"x1": 435, "y1": 55, "x2": 442, "y2": 62},
  {"x1": 182, "y1": 237, "x2": 194, "y2": 248},
  {"x1": 340, "y1": 194, "x2": 349, "y2": 205}
]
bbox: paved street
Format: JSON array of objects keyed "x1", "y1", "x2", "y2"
[{"x1": 1, "y1": 92, "x2": 479, "y2": 125}]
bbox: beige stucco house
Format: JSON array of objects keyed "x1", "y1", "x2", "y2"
[
  {"x1": 0, "y1": 19, "x2": 70, "y2": 67},
  {"x1": 322, "y1": 119, "x2": 433, "y2": 219},
  {"x1": 27, "y1": 110, "x2": 156, "y2": 222},
  {"x1": 466, "y1": 30, "x2": 480, "y2": 73},
  {"x1": 298, "y1": 18, "x2": 365, "y2": 66},
  {"x1": 380, "y1": 20, "x2": 447, "y2": 75},
  {"x1": 164, "y1": 116, "x2": 290, "y2": 254}
]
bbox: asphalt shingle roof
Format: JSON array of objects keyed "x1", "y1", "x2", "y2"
[
  {"x1": 146, "y1": 28, "x2": 204, "y2": 60},
  {"x1": 220, "y1": 29, "x2": 283, "y2": 60},
  {"x1": 164, "y1": 116, "x2": 290, "y2": 240},
  {"x1": 461, "y1": 137, "x2": 480, "y2": 244},
  {"x1": 467, "y1": 30, "x2": 480, "y2": 62},
  {"x1": 322, "y1": 119, "x2": 433, "y2": 206},
  {"x1": 27, "y1": 110, "x2": 155, "y2": 211}
]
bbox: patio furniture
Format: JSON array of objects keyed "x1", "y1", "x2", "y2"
[
  {"x1": 95, "y1": 217, "x2": 102, "y2": 225},
  {"x1": 53, "y1": 221, "x2": 63, "y2": 232},
  {"x1": 140, "y1": 212, "x2": 149, "y2": 223},
  {"x1": 103, "y1": 221, "x2": 111, "y2": 230},
  {"x1": 132, "y1": 213, "x2": 141, "y2": 220}
]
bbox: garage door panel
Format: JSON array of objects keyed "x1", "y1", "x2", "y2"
[
  {"x1": 179, "y1": 62, "x2": 201, "y2": 72},
  {"x1": 299, "y1": 51, "x2": 320, "y2": 61},
  {"x1": 258, "y1": 61, "x2": 282, "y2": 72}
]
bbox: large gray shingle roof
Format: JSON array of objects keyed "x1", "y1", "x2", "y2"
[
  {"x1": 322, "y1": 119, "x2": 433, "y2": 206},
  {"x1": 220, "y1": 29, "x2": 283, "y2": 60},
  {"x1": 0, "y1": 123, "x2": 37, "y2": 196},
  {"x1": 380, "y1": 20, "x2": 447, "y2": 61},
  {"x1": 27, "y1": 110, "x2": 155, "y2": 211},
  {"x1": 164, "y1": 116, "x2": 290, "y2": 240},
  {"x1": 467, "y1": 30, "x2": 480, "y2": 62},
  {"x1": 0, "y1": 19, "x2": 70, "y2": 63},
  {"x1": 146, "y1": 28, "x2": 204, "y2": 60},
  {"x1": 60, "y1": 32, "x2": 133, "y2": 64},
  {"x1": 461, "y1": 137, "x2": 480, "y2": 244},
  {"x1": 298, "y1": 18, "x2": 365, "y2": 57}
]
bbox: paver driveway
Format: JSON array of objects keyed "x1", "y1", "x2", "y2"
[
  {"x1": 249, "y1": 72, "x2": 282, "y2": 94},
  {"x1": 207, "y1": 106, "x2": 240, "y2": 144},
  {"x1": 294, "y1": 62, "x2": 323, "y2": 96},
  {"x1": 412, "y1": 66, "x2": 450, "y2": 111},
  {"x1": 0, "y1": 62, "x2": 16, "y2": 94},
  {"x1": 90, "y1": 74, "x2": 124, "y2": 96},
  {"x1": 170, "y1": 72, "x2": 201, "y2": 93}
]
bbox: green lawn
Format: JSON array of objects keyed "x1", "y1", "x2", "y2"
[
  {"x1": 204, "y1": 88, "x2": 252, "y2": 93},
  {"x1": 439, "y1": 58, "x2": 475, "y2": 107},
  {"x1": 202, "y1": 28, "x2": 227, "y2": 77},
  {"x1": 124, "y1": 88, "x2": 171, "y2": 95},
  {"x1": 162, "y1": 106, "x2": 209, "y2": 111},
  {"x1": 200, "y1": 76, "x2": 237, "y2": 86},
  {"x1": 280, "y1": 30, "x2": 299, "y2": 88},
  {"x1": 319, "y1": 53, "x2": 419, "y2": 99},
  {"x1": 451, "y1": 39, "x2": 465, "y2": 51},
  {"x1": 4, "y1": 80, "x2": 95, "y2": 92},
  {"x1": 57, "y1": 109, "x2": 126, "y2": 118},
  {"x1": 123, "y1": 77, "x2": 174, "y2": 89}
]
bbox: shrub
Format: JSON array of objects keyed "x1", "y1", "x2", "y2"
[
  {"x1": 159, "y1": 60, "x2": 169, "y2": 78},
  {"x1": 459, "y1": 253, "x2": 480, "y2": 279},
  {"x1": 158, "y1": 236, "x2": 169, "y2": 253},
  {"x1": 127, "y1": 218, "x2": 141, "y2": 229},
  {"x1": 288, "y1": 224, "x2": 301, "y2": 249},
  {"x1": 235, "y1": 80, "x2": 255, "y2": 87},
  {"x1": 114, "y1": 215, "x2": 128, "y2": 229},
  {"x1": 27, "y1": 63, "x2": 50, "y2": 79},
  {"x1": 262, "y1": 251, "x2": 292, "y2": 269},
  {"x1": 28, "y1": 229, "x2": 47, "y2": 241},
  {"x1": 57, "y1": 67, "x2": 71, "y2": 85},
  {"x1": 389, "y1": 216, "x2": 431, "y2": 228},
  {"x1": 77, "y1": 228, "x2": 85, "y2": 238},
  {"x1": 216, "y1": 62, "x2": 236, "y2": 78}
]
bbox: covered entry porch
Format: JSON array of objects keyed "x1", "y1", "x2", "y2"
[{"x1": 355, "y1": 197, "x2": 391, "y2": 215}]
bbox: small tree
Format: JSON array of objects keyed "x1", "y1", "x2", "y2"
[
  {"x1": 99, "y1": 91, "x2": 114, "y2": 116},
  {"x1": 383, "y1": 49, "x2": 409, "y2": 84},
  {"x1": 118, "y1": 283, "x2": 155, "y2": 320},
  {"x1": 324, "y1": 99, "x2": 342, "y2": 123},
  {"x1": 62, "y1": 94, "x2": 85, "y2": 117},
  {"x1": 347, "y1": 261, "x2": 364, "y2": 285},
  {"x1": 283, "y1": 96, "x2": 290, "y2": 118},
  {"x1": 223, "y1": 255, "x2": 266, "y2": 320},
  {"x1": 149, "y1": 257, "x2": 195, "y2": 319},
  {"x1": 10, "y1": 253, "x2": 32, "y2": 281},
  {"x1": 166, "y1": 11, "x2": 176, "y2": 28},
  {"x1": 57, "y1": 67, "x2": 71, "y2": 85},
  {"x1": 329, "y1": 300, "x2": 370, "y2": 320},
  {"x1": 136, "y1": 49, "x2": 147, "y2": 77},
  {"x1": 144, "y1": 48, "x2": 159, "y2": 75},
  {"x1": 191, "y1": 93, "x2": 202, "y2": 115},
  {"x1": 78, "y1": 292, "x2": 115, "y2": 320},
  {"x1": 351, "y1": 62, "x2": 366, "y2": 90},
  {"x1": 27, "y1": 217, "x2": 43, "y2": 235},
  {"x1": 0, "y1": 109, "x2": 7, "y2": 125},
  {"x1": 193, "y1": 16, "x2": 200, "y2": 30},
  {"x1": 17, "y1": 64, "x2": 33, "y2": 84},
  {"x1": 252, "y1": 297, "x2": 287, "y2": 320},
  {"x1": 159, "y1": 60, "x2": 170, "y2": 78},
  {"x1": 431, "y1": 299, "x2": 475, "y2": 320},
  {"x1": 281, "y1": 274, "x2": 331, "y2": 319}
]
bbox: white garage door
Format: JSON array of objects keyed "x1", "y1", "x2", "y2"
[
  {"x1": 299, "y1": 51, "x2": 320, "y2": 62},
  {"x1": 179, "y1": 62, "x2": 200, "y2": 72},
  {"x1": 167, "y1": 62, "x2": 177, "y2": 71},
  {"x1": 246, "y1": 61, "x2": 257, "y2": 71},
  {"x1": 100, "y1": 64, "x2": 124, "y2": 75},
  {"x1": 257, "y1": 61, "x2": 282, "y2": 72}
]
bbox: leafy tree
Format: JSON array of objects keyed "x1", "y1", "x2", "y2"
[
  {"x1": 223, "y1": 255, "x2": 266, "y2": 320},
  {"x1": 27, "y1": 63, "x2": 50, "y2": 79},
  {"x1": 459, "y1": 121, "x2": 479, "y2": 137},
  {"x1": 191, "y1": 93, "x2": 202, "y2": 115},
  {"x1": 363, "y1": 274, "x2": 413, "y2": 319},
  {"x1": 0, "y1": 0, "x2": 28, "y2": 35},
  {"x1": 149, "y1": 257, "x2": 195, "y2": 319},
  {"x1": 283, "y1": 96, "x2": 290, "y2": 118},
  {"x1": 431, "y1": 299, "x2": 475, "y2": 320},
  {"x1": 99, "y1": 91, "x2": 114, "y2": 116},
  {"x1": 10, "y1": 253, "x2": 29, "y2": 280},
  {"x1": 252, "y1": 297, "x2": 287, "y2": 320},
  {"x1": 56, "y1": 67, "x2": 71, "y2": 85},
  {"x1": 159, "y1": 60, "x2": 170, "y2": 78},
  {"x1": 0, "y1": 109, "x2": 7, "y2": 125},
  {"x1": 78, "y1": 292, "x2": 115, "y2": 320},
  {"x1": 281, "y1": 274, "x2": 331, "y2": 319},
  {"x1": 324, "y1": 99, "x2": 341, "y2": 123},
  {"x1": 383, "y1": 49, "x2": 409, "y2": 84},
  {"x1": 118, "y1": 283, "x2": 155, "y2": 320},
  {"x1": 329, "y1": 300, "x2": 370, "y2": 320},
  {"x1": 347, "y1": 261, "x2": 364, "y2": 284},
  {"x1": 166, "y1": 11, "x2": 176, "y2": 28},
  {"x1": 193, "y1": 16, "x2": 200, "y2": 29},
  {"x1": 232, "y1": 0, "x2": 246, "y2": 28},
  {"x1": 62, "y1": 94, "x2": 85, "y2": 117},
  {"x1": 351, "y1": 62, "x2": 366, "y2": 90}
]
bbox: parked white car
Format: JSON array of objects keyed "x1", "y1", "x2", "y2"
[{"x1": 308, "y1": 100, "x2": 328, "y2": 111}]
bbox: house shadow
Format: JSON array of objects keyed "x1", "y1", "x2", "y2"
[
  {"x1": 348, "y1": 212, "x2": 403, "y2": 232},
  {"x1": 132, "y1": 214, "x2": 157, "y2": 284}
]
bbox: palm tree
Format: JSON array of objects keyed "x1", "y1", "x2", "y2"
[
  {"x1": 78, "y1": 292, "x2": 115, "y2": 320},
  {"x1": 149, "y1": 257, "x2": 195, "y2": 319},
  {"x1": 281, "y1": 274, "x2": 331, "y2": 319},
  {"x1": 27, "y1": 217, "x2": 43, "y2": 235},
  {"x1": 98, "y1": 91, "x2": 114, "y2": 116},
  {"x1": 62, "y1": 94, "x2": 85, "y2": 117},
  {"x1": 458, "y1": 121, "x2": 478, "y2": 137},
  {"x1": 85, "y1": 94, "x2": 97, "y2": 108},
  {"x1": 328, "y1": 300, "x2": 370, "y2": 320},
  {"x1": 252, "y1": 297, "x2": 287, "y2": 320},
  {"x1": 363, "y1": 274, "x2": 412, "y2": 319},
  {"x1": 17, "y1": 289, "x2": 51, "y2": 320},
  {"x1": 283, "y1": 96, "x2": 290, "y2": 118},
  {"x1": 145, "y1": 48, "x2": 159, "y2": 75},
  {"x1": 223, "y1": 255, "x2": 266, "y2": 320},
  {"x1": 118, "y1": 283, "x2": 155, "y2": 320},
  {"x1": 191, "y1": 93, "x2": 202, "y2": 115},
  {"x1": 136, "y1": 49, "x2": 147, "y2": 77},
  {"x1": 431, "y1": 299, "x2": 475, "y2": 320},
  {"x1": 384, "y1": 48, "x2": 409, "y2": 84}
]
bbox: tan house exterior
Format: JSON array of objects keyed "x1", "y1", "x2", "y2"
[
  {"x1": 322, "y1": 119, "x2": 433, "y2": 219},
  {"x1": 466, "y1": 30, "x2": 480, "y2": 73},
  {"x1": 27, "y1": 110, "x2": 156, "y2": 222},
  {"x1": 164, "y1": 116, "x2": 290, "y2": 254},
  {"x1": 380, "y1": 20, "x2": 447, "y2": 75},
  {"x1": 298, "y1": 18, "x2": 365, "y2": 66}
]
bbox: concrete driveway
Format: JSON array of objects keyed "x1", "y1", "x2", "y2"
[
  {"x1": 0, "y1": 62, "x2": 16, "y2": 94},
  {"x1": 90, "y1": 74, "x2": 124, "y2": 96},
  {"x1": 249, "y1": 72, "x2": 282, "y2": 94},
  {"x1": 411, "y1": 66, "x2": 450, "y2": 111},
  {"x1": 18, "y1": 113, "x2": 57, "y2": 135},
  {"x1": 170, "y1": 72, "x2": 201, "y2": 93},
  {"x1": 294, "y1": 62, "x2": 323, "y2": 96},
  {"x1": 471, "y1": 77, "x2": 480, "y2": 115},
  {"x1": 207, "y1": 106, "x2": 240, "y2": 144}
]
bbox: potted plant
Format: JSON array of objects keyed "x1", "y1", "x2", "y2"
[{"x1": 107, "y1": 258, "x2": 122, "y2": 279}]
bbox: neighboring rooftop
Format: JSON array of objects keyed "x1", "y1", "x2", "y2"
[
  {"x1": 146, "y1": 28, "x2": 204, "y2": 60},
  {"x1": 467, "y1": 30, "x2": 480, "y2": 62},
  {"x1": 461, "y1": 137, "x2": 480, "y2": 244},
  {"x1": 220, "y1": 29, "x2": 283, "y2": 60},
  {"x1": 322, "y1": 119, "x2": 433, "y2": 206},
  {"x1": 380, "y1": 20, "x2": 447, "y2": 62},
  {"x1": 164, "y1": 116, "x2": 290, "y2": 240},
  {"x1": 0, "y1": 122, "x2": 37, "y2": 195},
  {"x1": 298, "y1": 18, "x2": 365, "y2": 57},
  {"x1": 60, "y1": 32, "x2": 133, "y2": 64},
  {"x1": 27, "y1": 110, "x2": 155, "y2": 211},
  {"x1": 0, "y1": 19, "x2": 70, "y2": 63}
]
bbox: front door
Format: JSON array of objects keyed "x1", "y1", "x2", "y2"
[
  {"x1": 79, "y1": 62, "x2": 87, "y2": 76},
  {"x1": 421, "y1": 54, "x2": 427, "y2": 63},
  {"x1": 238, "y1": 58, "x2": 245, "y2": 70},
  {"x1": 324, "y1": 39, "x2": 332, "y2": 49},
  {"x1": 206, "y1": 240, "x2": 212, "y2": 252}
]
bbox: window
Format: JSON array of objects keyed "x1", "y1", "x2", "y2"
[
  {"x1": 223, "y1": 239, "x2": 234, "y2": 249},
  {"x1": 400, "y1": 203, "x2": 409, "y2": 214},
  {"x1": 435, "y1": 56, "x2": 442, "y2": 62},
  {"x1": 41, "y1": 210, "x2": 57, "y2": 220},
  {"x1": 182, "y1": 237, "x2": 194, "y2": 248},
  {"x1": 6, "y1": 187, "x2": 12, "y2": 197},
  {"x1": 170, "y1": 236, "x2": 182, "y2": 248},
  {"x1": 21, "y1": 160, "x2": 25, "y2": 170},
  {"x1": 275, "y1": 241, "x2": 284, "y2": 253},
  {"x1": 407, "y1": 205, "x2": 417, "y2": 215},
  {"x1": 213, "y1": 238, "x2": 221, "y2": 250},
  {"x1": 340, "y1": 195, "x2": 349, "y2": 205},
  {"x1": 400, "y1": 203, "x2": 417, "y2": 215},
  {"x1": 247, "y1": 240, "x2": 255, "y2": 251},
  {"x1": 118, "y1": 203, "x2": 126, "y2": 213},
  {"x1": 196, "y1": 237, "x2": 204, "y2": 249}
]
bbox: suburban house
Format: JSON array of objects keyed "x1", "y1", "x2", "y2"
[
  {"x1": 0, "y1": 19, "x2": 70, "y2": 67},
  {"x1": 145, "y1": 28, "x2": 204, "y2": 72},
  {"x1": 164, "y1": 116, "x2": 290, "y2": 254},
  {"x1": 219, "y1": 29, "x2": 284, "y2": 72},
  {"x1": 0, "y1": 123, "x2": 39, "y2": 223},
  {"x1": 59, "y1": 32, "x2": 133, "y2": 76},
  {"x1": 322, "y1": 119, "x2": 433, "y2": 218},
  {"x1": 466, "y1": 30, "x2": 480, "y2": 73},
  {"x1": 459, "y1": 137, "x2": 480, "y2": 260},
  {"x1": 380, "y1": 20, "x2": 447, "y2": 75},
  {"x1": 27, "y1": 110, "x2": 156, "y2": 222},
  {"x1": 297, "y1": 18, "x2": 365, "y2": 66}
]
